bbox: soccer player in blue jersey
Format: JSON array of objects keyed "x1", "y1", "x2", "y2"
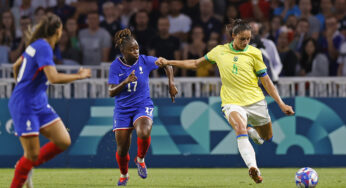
[
  {"x1": 9, "y1": 14, "x2": 91, "y2": 188},
  {"x1": 108, "y1": 28, "x2": 178, "y2": 186}
]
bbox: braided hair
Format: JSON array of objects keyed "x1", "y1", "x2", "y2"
[
  {"x1": 114, "y1": 28, "x2": 134, "y2": 51},
  {"x1": 27, "y1": 13, "x2": 62, "y2": 45},
  {"x1": 230, "y1": 19, "x2": 252, "y2": 36}
]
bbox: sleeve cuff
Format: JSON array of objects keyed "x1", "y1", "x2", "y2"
[
  {"x1": 204, "y1": 55, "x2": 216, "y2": 64},
  {"x1": 256, "y1": 69, "x2": 267, "y2": 77}
]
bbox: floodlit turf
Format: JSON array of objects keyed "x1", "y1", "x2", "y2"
[{"x1": 1, "y1": 168, "x2": 346, "y2": 187}]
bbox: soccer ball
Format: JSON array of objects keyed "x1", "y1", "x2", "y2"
[{"x1": 295, "y1": 167, "x2": 318, "y2": 188}]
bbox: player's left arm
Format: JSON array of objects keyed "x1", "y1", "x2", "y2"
[
  {"x1": 13, "y1": 56, "x2": 23, "y2": 82},
  {"x1": 163, "y1": 64, "x2": 178, "y2": 103},
  {"x1": 260, "y1": 75, "x2": 295, "y2": 115}
]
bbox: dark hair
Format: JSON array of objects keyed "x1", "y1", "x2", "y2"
[
  {"x1": 114, "y1": 28, "x2": 134, "y2": 50},
  {"x1": 34, "y1": 6, "x2": 45, "y2": 15},
  {"x1": 28, "y1": 13, "x2": 62, "y2": 45},
  {"x1": 230, "y1": 19, "x2": 252, "y2": 35},
  {"x1": 300, "y1": 38, "x2": 318, "y2": 73}
]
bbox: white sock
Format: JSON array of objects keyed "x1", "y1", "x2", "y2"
[
  {"x1": 137, "y1": 156, "x2": 144, "y2": 163},
  {"x1": 237, "y1": 136, "x2": 258, "y2": 169},
  {"x1": 120, "y1": 173, "x2": 129, "y2": 178}
]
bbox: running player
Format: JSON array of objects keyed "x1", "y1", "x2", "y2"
[
  {"x1": 9, "y1": 13, "x2": 91, "y2": 188},
  {"x1": 108, "y1": 28, "x2": 178, "y2": 186},
  {"x1": 156, "y1": 19, "x2": 295, "y2": 184}
]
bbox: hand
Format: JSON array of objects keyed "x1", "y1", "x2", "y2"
[
  {"x1": 125, "y1": 70, "x2": 137, "y2": 83},
  {"x1": 155, "y1": 57, "x2": 168, "y2": 67},
  {"x1": 78, "y1": 67, "x2": 91, "y2": 79},
  {"x1": 279, "y1": 103, "x2": 295, "y2": 116},
  {"x1": 169, "y1": 83, "x2": 178, "y2": 103}
]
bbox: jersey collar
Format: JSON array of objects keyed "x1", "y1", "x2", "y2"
[
  {"x1": 118, "y1": 57, "x2": 138, "y2": 67},
  {"x1": 229, "y1": 42, "x2": 249, "y2": 52}
]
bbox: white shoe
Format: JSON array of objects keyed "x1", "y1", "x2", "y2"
[
  {"x1": 248, "y1": 127, "x2": 264, "y2": 145},
  {"x1": 24, "y1": 169, "x2": 34, "y2": 188}
]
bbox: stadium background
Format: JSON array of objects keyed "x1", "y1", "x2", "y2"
[{"x1": 0, "y1": 0, "x2": 346, "y2": 179}]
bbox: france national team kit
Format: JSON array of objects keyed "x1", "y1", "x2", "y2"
[
  {"x1": 8, "y1": 39, "x2": 60, "y2": 136},
  {"x1": 108, "y1": 55, "x2": 159, "y2": 130}
]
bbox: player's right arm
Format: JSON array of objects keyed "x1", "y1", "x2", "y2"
[
  {"x1": 43, "y1": 66, "x2": 91, "y2": 84},
  {"x1": 108, "y1": 70, "x2": 137, "y2": 97},
  {"x1": 157, "y1": 57, "x2": 207, "y2": 70},
  {"x1": 13, "y1": 56, "x2": 23, "y2": 82}
]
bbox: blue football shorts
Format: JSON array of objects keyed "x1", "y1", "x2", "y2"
[
  {"x1": 11, "y1": 104, "x2": 60, "y2": 136},
  {"x1": 113, "y1": 106, "x2": 154, "y2": 131}
]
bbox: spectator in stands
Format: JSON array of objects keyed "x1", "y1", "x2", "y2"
[
  {"x1": 224, "y1": 4, "x2": 240, "y2": 25},
  {"x1": 0, "y1": 28, "x2": 10, "y2": 64},
  {"x1": 268, "y1": 15, "x2": 283, "y2": 42},
  {"x1": 149, "y1": 17, "x2": 180, "y2": 77},
  {"x1": 322, "y1": 16, "x2": 344, "y2": 75},
  {"x1": 11, "y1": 0, "x2": 33, "y2": 31},
  {"x1": 334, "y1": 0, "x2": 346, "y2": 21},
  {"x1": 251, "y1": 21, "x2": 283, "y2": 82},
  {"x1": 238, "y1": 0, "x2": 270, "y2": 22},
  {"x1": 100, "y1": 1, "x2": 123, "y2": 60},
  {"x1": 149, "y1": 0, "x2": 169, "y2": 29},
  {"x1": 9, "y1": 15, "x2": 31, "y2": 62},
  {"x1": 193, "y1": 0, "x2": 222, "y2": 42},
  {"x1": 132, "y1": 9, "x2": 156, "y2": 55},
  {"x1": 1, "y1": 10, "x2": 15, "y2": 47},
  {"x1": 277, "y1": 27, "x2": 298, "y2": 76},
  {"x1": 315, "y1": 0, "x2": 333, "y2": 31},
  {"x1": 300, "y1": 38, "x2": 329, "y2": 76},
  {"x1": 182, "y1": 0, "x2": 200, "y2": 22},
  {"x1": 53, "y1": 0, "x2": 76, "y2": 24},
  {"x1": 59, "y1": 29, "x2": 81, "y2": 64},
  {"x1": 273, "y1": 0, "x2": 300, "y2": 21},
  {"x1": 79, "y1": 11, "x2": 111, "y2": 65},
  {"x1": 286, "y1": 15, "x2": 298, "y2": 30},
  {"x1": 65, "y1": 17, "x2": 79, "y2": 50},
  {"x1": 182, "y1": 25, "x2": 206, "y2": 77},
  {"x1": 119, "y1": 0, "x2": 136, "y2": 28},
  {"x1": 33, "y1": 7, "x2": 46, "y2": 26},
  {"x1": 168, "y1": 0, "x2": 192, "y2": 42},
  {"x1": 337, "y1": 42, "x2": 346, "y2": 76},
  {"x1": 298, "y1": 0, "x2": 320, "y2": 39},
  {"x1": 290, "y1": 18, "x2": 309, "y2": 56}
]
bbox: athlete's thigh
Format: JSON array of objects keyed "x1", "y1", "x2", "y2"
[
  {"x1": 133, "y1": 106, "x2": 153, "y2": 134},
  {"x1": 253, "y1": 122, "x2": 273, "y2": 141},
  {"x1": 19, "y1": 136, "x2": 40, "y2": 159},
  {"x1": 222, "y1": 104, "x2": 248, "y2": 133},
  {"x1": 40, "y1": 120, "x2": 71, "y2": 148}
]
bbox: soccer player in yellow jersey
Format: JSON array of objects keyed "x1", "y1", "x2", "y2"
[{"x1": 156, "y1": 19, "x2": 295, "y2": 184}]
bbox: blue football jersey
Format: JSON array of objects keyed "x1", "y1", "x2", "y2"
[
  {"x1": 108, "y1": 55, "x2": 159, "y2": 110},
  {"x1": 9, "y1": 39, "x2": 55, "y2": 113}
]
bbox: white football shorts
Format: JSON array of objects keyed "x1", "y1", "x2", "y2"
[{"x1": 222, "y1": 100, "x2": 271, "y2": 127}]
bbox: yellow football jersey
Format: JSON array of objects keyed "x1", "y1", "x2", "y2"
[{"x1": 204, "y1": 42, "x2": 267, "y2": 106}]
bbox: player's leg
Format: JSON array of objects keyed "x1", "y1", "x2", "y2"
[
  {"x1": 133, "y1": 117, "x2": 152, "y2": 179},
  {"x1": 11, "y1": 136, "x2": 40, "y2": 188},
  {"x1": 115, "y1": 129, "x2": 133, "y2": 186},
  {"x1": 224, "y1": 105, "x2": 262, "y2": 183},
  {"x1": 37, "y1": 120, "x2": 71, "y2": 166},
  {"x1": 253, "y1": 122, "x2": 273, "y2": 141}
]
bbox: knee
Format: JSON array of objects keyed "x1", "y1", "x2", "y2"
[
  {"x1": 233, "y1": 124, "x2": 247, "y2": 135},
  {"x1": 26, "y1": 152, "x2": 39, "y2": 162},
  {"x1": 56, "y1": 138, "x2": 71, "y2": 151},
  {"x1": 117, "y1": 147, "x2": 128, "y2": 156},
  {"x1": 136, "y1": 125, "x2": 152, "y2": 139}
]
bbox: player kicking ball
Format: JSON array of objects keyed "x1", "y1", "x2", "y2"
[
  {"x1": 108, "y1": 29, "x2": 178, "y2": 186},
  {"x1": 156, "y1": 19, "x2": 295, "y2": 184}
]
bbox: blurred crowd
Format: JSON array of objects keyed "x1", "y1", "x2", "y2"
[{"x1": 0, "y1": 0, "x2": 345, "y2": 77}]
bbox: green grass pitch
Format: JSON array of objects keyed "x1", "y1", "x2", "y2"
[{"x1": 1, "y1": 168, "x2": 346, "y2": 187}]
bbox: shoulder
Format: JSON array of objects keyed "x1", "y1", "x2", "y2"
[
  {"x1": 247, "y1": 45, "x2": 262, "y2": 56},
  {"x1": 315, "y1": 53, "x2": 328, "y2": 61}
]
